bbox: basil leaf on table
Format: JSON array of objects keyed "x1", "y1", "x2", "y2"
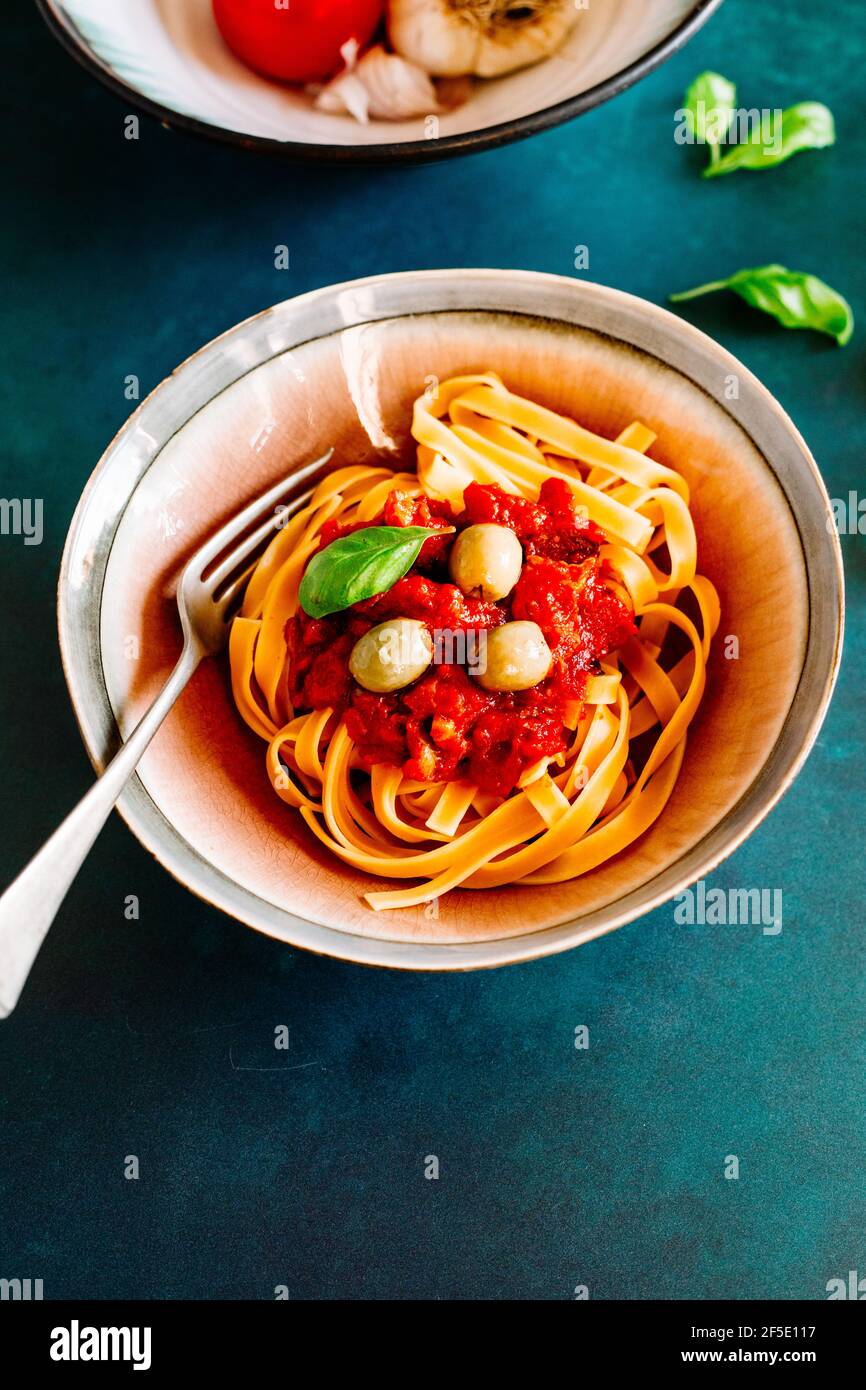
[
  {"x1": 683, "y1": 71, "x2": 737, "y2": 166},
  {"x1": 298, "y1": 525, "x2": 451, "y2": 618},
  {"x1": 705, "y1": 101, "x2": 835, "y2": 177},
  {"x1": 670, "y1": 264, "x2": 854, "y2": 345}
]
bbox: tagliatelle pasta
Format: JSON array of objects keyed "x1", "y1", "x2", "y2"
[{"x1": 229, "y1": 374, "x2": 720, "y2": 910}]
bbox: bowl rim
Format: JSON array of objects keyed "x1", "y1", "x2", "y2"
[
  {"x1": 57, "y1": 269, "x2": 845, "y2": 970},
  {"x1": 36, "y1": 0, "x2": 726, "y2": 164}
]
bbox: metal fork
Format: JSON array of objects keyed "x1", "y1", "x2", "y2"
[{"x1": 0, "y1": 447, "x2": 334, "y2": 1018}]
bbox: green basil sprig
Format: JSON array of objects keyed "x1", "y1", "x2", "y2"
[
  {"x1": 706, "y1": 101, "x2": 835, "y2": 178},
  {"x1": 683, "y1": 71, "x2": 737, "y2": 168},
  {"x1": 681, "y1": 70, "x2": 835, "y2": 177},
  {"x1": 670, "y1": 264, "x2": 854, "y2": 345},
  {"x1": 298, "y1": 525, "x2": 452, "y2": 619}
]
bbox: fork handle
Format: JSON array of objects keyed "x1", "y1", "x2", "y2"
[{"x1": 0, "y1": 640, "x2": 203, "y2": 1018}]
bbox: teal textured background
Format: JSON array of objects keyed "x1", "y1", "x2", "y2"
[{"x1": 1, "y1": 0, "x2": 864, "y2": 1300}]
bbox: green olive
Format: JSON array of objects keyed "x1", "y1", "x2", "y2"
[
  {"x1": 449, "y1": 523, "x2": 523, "y2": 601},
  {"x1": 349, "y1": 618, "x2": 433, "y2": 693},
  {"x1": 476, "y1": 620, "x2": 553, "y2": 692}
]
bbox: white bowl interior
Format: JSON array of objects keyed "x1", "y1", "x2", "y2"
[{"x1": 58, "y1": 0, "x2": 702, "y2": 145}]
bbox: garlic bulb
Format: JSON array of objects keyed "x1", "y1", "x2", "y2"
[
  {"x1": 315, "y1": 44, "x2": 442, "y2": 123},
  {"x1": 387, "y1": 0, "x2": 579, "y2": 78}
]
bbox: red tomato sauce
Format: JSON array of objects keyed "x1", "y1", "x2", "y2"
[{"x1": 289, "y1": 481, "x2": 635, "y2": 797}]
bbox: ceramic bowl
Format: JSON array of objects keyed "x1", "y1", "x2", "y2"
[
  {"x1": 38, "y1": 0, "x2": 724, "y2": 162},
  {"x1": 58, "y1": 270, "x2": 843, "y2": 968}
]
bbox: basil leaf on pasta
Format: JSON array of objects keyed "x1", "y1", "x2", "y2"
[
  {"x1": 670, "y1": 264, "x2": 854, "y2": 345},
  {"x1": 706, "y1": 101, "x2": 835, "y2": 177},
  {"x1": 299, "y1": 525, "x2": 449, "y2": 618}
]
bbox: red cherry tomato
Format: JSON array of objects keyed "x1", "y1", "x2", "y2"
[{"x1": 212, "y1": 0, "x2": 384, "y2": 85}]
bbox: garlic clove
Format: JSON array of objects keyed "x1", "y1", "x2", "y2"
[
  {"x1": 361, "y1": 46, "x2": 443, "y2": 119},
  {"x1": 314, "y1": 44, "x2": 441, "y2": 123},
  {"x1": 315, "y1": 74, "x2": 371, "y2": 123},
  {"x1": 311, "y1": 38, "x2": 370, "y2": 122}
]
